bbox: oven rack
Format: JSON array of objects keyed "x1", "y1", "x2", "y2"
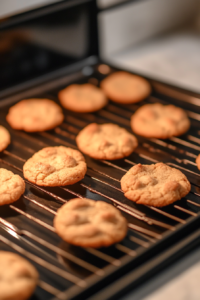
[{"x1": 0, "y1": 64, "x2": 200, "y2": 300}]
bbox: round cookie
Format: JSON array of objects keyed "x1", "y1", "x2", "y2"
[
  {"x1": 76, "y1": 123, "x2": 138, "y2": 160},
  {"x1": 121, "y1": 163, "x2": 191, "y2": 207},
  {"x1": 6, "y1": 99, "x2": 64, "y2": 132},
  {"x1": 23, "y1": 146, "x2": 87, "y2": 186},
  {"x1": 131, "y1": 103, "x2": 190, "y2": 139},
  {"x1": 100, "y1": 71, "x2": 151, "y2": 104},
  {"x1": 0, "y1": 168, "x2": 25, "y2": 206},
  {"x1": 58, "y1": 83, "x2": 108, "y2": 113},
  {"x1": 0, "y1": 251, "x2": 38, "y2": 300},
  {"x1": 54, "y1": 198, "x2": 128, "y2": 248},
  {"x1": 0, "y1": 126, "x2": 10, "y2": 152}
]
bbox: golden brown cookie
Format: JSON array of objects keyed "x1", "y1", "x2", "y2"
[
  {"x1": 0, "y1": 251, "x2": 38, "y2": 300},
  {"x1": 0, "y1": 168, "x2": 25, "y2": 206},
  {"x1": 131, "y1": 103, "x2": 190, "y2": 139},
  {"x1": 0, "y1": 126, "x2": 10, "y2": 152},
  {"x1": 121, "y1": 163, "x2": 191, "y2": 207},
  {"x1": 6, "y1": 99, "x2": 64, "y2": 132},
  {"x1": 76, "y1": 123, "x2": 138, "y2": 160},
  {"x1": 23, "y1": 146, "x2": 87, "y2": 186},
  {"x1": 100, "y1": 71, "x2": 151, "y2": 104},
  {"x1": 58, "y1": 83, "x2": 108, "y2": 113},
  {"x1": 54, "y1": 198, "x2": 128, "y2": 248}
]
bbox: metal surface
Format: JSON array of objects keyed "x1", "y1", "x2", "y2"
[{"x1": 0, "y1": 63, "x2": 200, "y2": 299}]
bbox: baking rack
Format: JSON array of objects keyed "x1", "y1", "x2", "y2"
[{"x1": 0, "y1": 63, "x2": 199, "y2": 300}]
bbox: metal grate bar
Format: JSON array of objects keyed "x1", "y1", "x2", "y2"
[
  {"x1": 115, "y1": 244, "x2": 136, "y2": 257},
  {"x1": 0, "y1": 235, "x2": 86, "y2": 287},
  {"x1": 170, "y1": 137, "x2": 200, "y2": 152},
  {"x1": 174, "y1": 205, "x2": 198, "y2": 216},
  {"x1": 149, "y1": 139, "x2": 197, "y2": 159},
  {"x1": 88, "y1": 176, "x2": 187, "y2": 228},
  {"x1": 167, "y1": 162, "x2": 200, "y2": 177},
  {"x1": 152, "y1": 83, "x2": 200, "y2": 106},
  {"x1": 23, "y1": 195, "x2": 57, "y2": 215},
  {"x1": 128, "y1": 223, "x2": 162, "y2": 239},
  {"x1": 2, "y1": 131, "x2": 197, "y2": 228},
  {"x1": 85, "y1": 248, "x2": 121, "y2": 266},
  {"x1": 117, "y1": 205, "x2": 175, "y2": 231},
  {"x1": 128, "y1": 236, "x2": 150, "y2": 248},
  {"x1": 188, "y1": 135, "x2": 200, "y2": 144},
  {"x1": 124, "y1": 159, "x2": 136, "y2": 166},
  {"x1": 9, "y1": 203, "x2": 124, "y2": 266},
  {"x1": 148, "y1": 207, "x2": 186, "y2": 224},
  {"x1": 38, "y1": 280, "x2": 66, "y2": 300},
  {"x1": 187, "y1": 199, "x2": 200, "y2": 207},
  {"x1": 137, "y1": 154, "x2": 159, "y2": 163},
  {"x1": 10, "y1": 205, "x2": 56, "y2": 232},
  {"x1": 101, "y1": 160, "x2": 127, "y2": 172},
  {"x1": 12, "y1": 140, "x2": 35, "y2": 154},
  {"x1": 0, "y1": 217, "x2": 105, "y2": 275},
  {"x1": 81, "y1": 183, "x2": 184, "y2": 228},
  {"x1": 3, "y1": 150, "x2": 26, "y2": 162}
]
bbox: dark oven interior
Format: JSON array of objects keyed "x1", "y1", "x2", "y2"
[{"x1": 0, "y1": 62, "x2": 200, "y2": 300}]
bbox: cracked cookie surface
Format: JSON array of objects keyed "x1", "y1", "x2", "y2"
[
  {"x1": 54, "y1": 198, "x2": 128, "y2": 248},
  {"x1": 0, "y1": 168, "x2": 25, "y2": 205},
  {"x1": 100, "y1": 71, "x2": 151, "y2": 104},
  {"x1": 6, "y1": 98, "x2": 64, "y2": 132},
  {"x1": 23, "y1": 146, "x2": 87, "y2": 186},
  {"x1": 0, "y1": 251, "x2": 38, "y2": 300},
  {"x1": 76, "y1": 123, "x2": 138, "y2": 160},
  {"x1": 58, "y1": 83, "x2": 108, "y2": 113},
  {"x1": 131, "y1": 103, "x2": 190, "y2": 139},
  {"x1": 121, "y1": 163, "x2": 191, "y2": 207},
  {"x1": 0, "y1": 125, "x2": 10, "y2": 152}
]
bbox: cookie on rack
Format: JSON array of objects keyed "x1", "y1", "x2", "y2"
[
  {"x1": 196, "y1": 154, "x2": 200, "y2": 171},
  {"x1": 131, "y1": 103, "x2": 190, "y2": 139},
  {"x1": 23, "y1": 146, "x2": 87, "y2": 186},
  {"x1": 0, "y1": 251, "x2": 38, "y2": 300},
  {"x1": 0, "y1": 125, "x2": 10, "y2": 152},
  {"x1": 6, "y1": 98, "x2": 64, "y2": 132},
  {"x1": 0, "y1": 168, "x2": 25, "y2": 206},
  {"x1": 54, "y1": 198, "x2": 128, "y2": 248},
  {"x1": 121, "y1": 162, "x2": 191, "y2": 207},
  {"x1": 76, "y1": 123, "x2": 138, "y2": 160},
  {"x1": 100, "y1": 71, "x2": 151, "y2": 104},
  {"x1": 58, "y1": 83, "x2": 108, "y2": 113}
]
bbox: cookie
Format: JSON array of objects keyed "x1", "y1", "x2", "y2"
[
  {"x1": 76, "y1": 123, "x2": 138, "y2": 160},
  {"x1": 196, "y1": 154, "x2": 200, "y2": 170},
  {"x1": 0, "y1": 168, "x2": 25, "y2": 206},
  {"x1": 23, "y1": 146, "x2": 87, "y2": 186},
  {"x1": 6, "y1": 99, "x2": 64, "y2": 132},
  {"x1": 131, "y1": 103, "x2": 190, "y2": 139},
  {"x1": 54, "y1": 198, "x2": 127, "y2": 248},
  {"x1": 100, "y1": 71, "x2": 151, "y2": 104},
  {"x1": 58, "y1": 83, "x2": 108, "y2": 113},
  {"x1": 0, "y1": 126, "x2": 10, "y2": 152},
  {"x1": 121, "y1": 163, "x2": 191, "y2": 207},
  {"x1": 0, "y1": 251, "x2": 38, "y2": 300}
]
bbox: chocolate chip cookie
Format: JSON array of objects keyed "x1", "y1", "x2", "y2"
[
  {"x1": 54, "y1": 198, "x2": 128, "y2": 248},
  {"x1": 131, "y1": 103, "x2": 190, "y2": 139},
  {"x1": 76, "y1": 123, "x2": 138, "y2": 160},
  {"x1": 23, "y1": 146, "x2": 87, "y2": 186},
  {"x1": 121, "y1": 163, "x2": 191, "y2": 207}
]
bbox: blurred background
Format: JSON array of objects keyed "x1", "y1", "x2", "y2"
[{"x1": 1, "y1": 0, "x2": 200, "y2": 93}]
